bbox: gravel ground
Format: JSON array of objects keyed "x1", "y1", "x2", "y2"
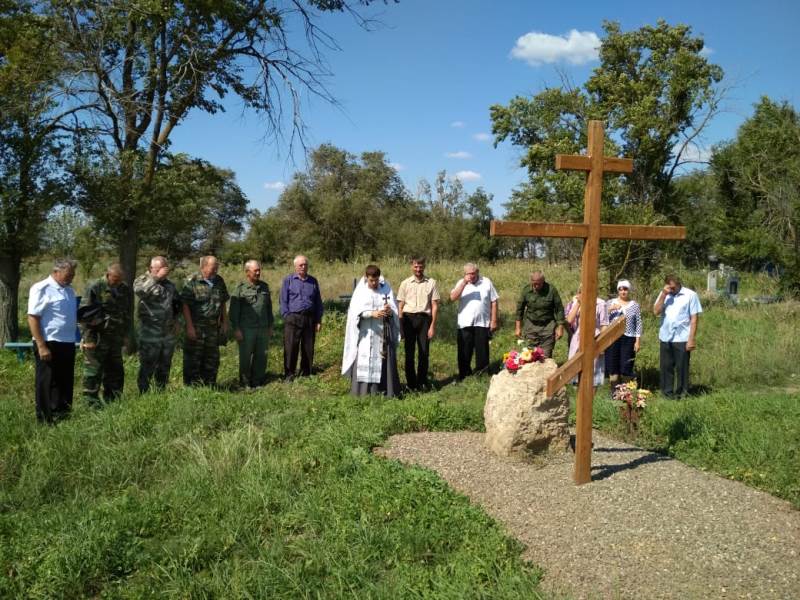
[{"x1": 375, "y1": 431, "x2": 800, "y2": 599}]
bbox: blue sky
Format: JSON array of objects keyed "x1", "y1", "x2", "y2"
[{"x1": 169, "y1": 0, "x2": 800, "y2": 215}]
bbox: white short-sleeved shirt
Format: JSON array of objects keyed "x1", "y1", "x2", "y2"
[
  {"x1": 656, "y1": 286, "x2": 703, "y2": 343},
  {"x1": 27, "y1": 275, "x2": 78, "y2": 342},
  {"x1": 452, "y1": 276, "x2": 499, "y2": 329}
]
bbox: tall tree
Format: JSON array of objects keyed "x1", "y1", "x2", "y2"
[
  {"x1": 73, "y1": 152, "x2": 249, "y2": 261},
  {"x1": 491, "y1": 20, "x2": 723, "y2": 291},
  {"x1": 711, "y1": 98, "x2": 800, "y2": 293},
  {"x1": 0, "y1": 2, "x2": 73, "y2": 343},
  {"x1": 47, "y1": 0, "x2": 392, "y2": 289}
]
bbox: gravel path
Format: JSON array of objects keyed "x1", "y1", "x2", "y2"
[{"x1": 375, "y1": 431, "x2": 800, "y2": 599}]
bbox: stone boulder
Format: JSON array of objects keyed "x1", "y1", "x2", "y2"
[{"x1": 484, "y1": 358, "x2": 570, "y2": 458}]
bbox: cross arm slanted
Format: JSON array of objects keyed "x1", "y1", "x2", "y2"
[{"x1": 545, "y1": 316, "x2": 626, "y2": 396}]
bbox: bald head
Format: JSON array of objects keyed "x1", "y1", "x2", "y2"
[
  {"x1": 245, "y1": 260, "x2": 262, "y2": 284},
  {"x1": 530, "y1": 270, "x2": 545, "y2": 291}
]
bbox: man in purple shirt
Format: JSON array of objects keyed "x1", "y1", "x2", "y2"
[{"x1": 280, "y1": 255, "x2": 323, "y2": 381}]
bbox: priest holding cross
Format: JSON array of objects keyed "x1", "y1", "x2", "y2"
[{"x1": 491, "y1": 120, "x2": 686, "y2": 485}]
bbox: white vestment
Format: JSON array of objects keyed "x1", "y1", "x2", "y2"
[{"x1": 342, "y1": 277, "x2": 400, "y2": 383}]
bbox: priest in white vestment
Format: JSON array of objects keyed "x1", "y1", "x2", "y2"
[{"x1": 342, "y1": 265, "x2": 401, "y2": 397}]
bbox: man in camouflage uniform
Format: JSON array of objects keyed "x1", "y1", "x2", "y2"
[
  {"x1": 80, "y1": 263, "x2": 132, "y2": 403},
  {"x1": 181, "y1": 255, "x2": 229, "y2": 386},
  {"x1": 134, "y1": 256, "x2": 181, "y2": 393},
  {"x1": 230, "y1": 260, "x2": 274, "y2": 388}
]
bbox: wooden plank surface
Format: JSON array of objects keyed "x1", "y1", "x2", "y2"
[
  {"x1": 545, "y1": 317, "x2": 626, "y2": 397},
  {"x1": 490, "y1": 221, "x2": 685, "y2": 241},
  {"x1": 599, "y1": 224, "x2": 686, "y2": 240},
  {"x1": 555, "y1": 154, "x2": 591, "y2": 171},
  {"x1": 602, "y1": 157, "x2": 634, "y2": 173},
  {"x1": 490, "y1": 221, "x2": 588, "y2": 238}
]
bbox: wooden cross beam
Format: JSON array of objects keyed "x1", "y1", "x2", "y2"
[{"x1": 490, "y1": 120, "x2": 686, "y2": 485}]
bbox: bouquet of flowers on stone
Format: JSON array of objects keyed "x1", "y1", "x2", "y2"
[
  {"x1": 502, "y1": 342, "x2": 546, "y2": 373},
  {"x1": 612, "y1": 381, "x2": 651, "y2": 433}
]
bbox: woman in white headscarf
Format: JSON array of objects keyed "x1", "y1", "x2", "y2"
[
  {"x1": 605, "y1": 279, "x2": 642, "y2": 388},
  {"x1": 342, "y1": 265, "x2": 401, "y2": 397}
]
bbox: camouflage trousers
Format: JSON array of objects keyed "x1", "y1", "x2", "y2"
[
  {"x1": 183, "y1": 324, "x2": 221, "y2": 386},
  {"x1": 83, "y1": 340, "x2": 124, "y2": 403},
  {"x1": 237, "y1": 328, "x2": 269, "y2": 388},
  {"x1": 138, "y1": 335, "x2": 176, "y2": 393}
]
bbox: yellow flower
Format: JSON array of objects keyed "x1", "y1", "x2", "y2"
[{"x1": 520, "y1": 349, "x2": 533, "y2": 362}]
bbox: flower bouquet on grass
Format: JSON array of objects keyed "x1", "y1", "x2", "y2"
[
  {"x1": 502, "y1": 344, "x2": 546, "y2": 373},
  {"x1": 613, "y1": 381, "x2": 650, "y2": 434}
]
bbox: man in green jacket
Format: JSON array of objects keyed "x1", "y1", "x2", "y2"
[
  {"x1": 181, "y1": 255, "x2": 229, "y2": 386},
  {"x1": 230, "y1": 260, "x2": 274, "y2": 388},
  {"x1": 514, "y1": 270, "x2": 566, "y2": 358},
  {"x1": 80, "y1": 263, "x2": 132, "y2": 403},
  {"x1": 134, "y1": 256, "x2": 181, "y2": 393}
]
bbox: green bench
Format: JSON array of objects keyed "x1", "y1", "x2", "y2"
[{"x1": 4, "y1": 341, "x2": 80, "y2": 364}]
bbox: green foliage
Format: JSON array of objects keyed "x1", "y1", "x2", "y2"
[
  {"x1": 237, "y1": 145, "x2": 500, "y2": 263},
  {"x1": 490, "y1": 20, "x2": 724, "y2": 292},
  {"x1": 710, "y1": 98, "x2": 800, "y2": 293},
  {"x1": 2, "y1": 258, "x2": 799, "y2": 595}
]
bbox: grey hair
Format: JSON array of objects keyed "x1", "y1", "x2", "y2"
[
  {"x1": 463, "y1": 262, "x2": 478, "y2": 272},
  {"x1": 245, "y1": 259, "x2": 261, "y2": 271},
  {"x1": 150, "y1": 255, "x2": 168, "y2": 269},
  {"x1": 53, "y1": 258, "x2": 77, "y2": 272},
  {"x1": 107, "y1": 262, "x2": 124, "y2": 277},
  {"x1": 293, "y1": 255, "x2": 308, "y2": 267},
  {"x1": 531, "y1": 270, "x2": 545, "y2": 280},
  {"x1": 200, "y1": 255, "x2": 217, "y2": 268}
]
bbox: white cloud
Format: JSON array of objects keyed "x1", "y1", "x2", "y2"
[
  {"x1": 389, "y1": 162, "x2": 405, "y2": 172},
  {"x1": 263, "y1": 181, "x2": 286, "y2": 191},
  {"x1": 445, "y1": 151, "x2": 472, "y2": 159},
  {"x1": 473, "y1": 132, "x2": 492, "y2": 142},
  {"x1": 700, "y1": 45, "x2": 714, "y2": 57},
  {"x1": 510, "y1": 29, "x2": 600, "y2": 66},
  {"x1": 454, "y1": 170, "x2": 481, "y2": 182},
  {"x1": 450, "y1": 120, "x2": 466, "y2": 128}
]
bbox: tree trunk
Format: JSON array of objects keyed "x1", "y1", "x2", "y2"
[
  {"x1": 119, "y1": 219, "x2": 139, "y2": 352},
  {"x1": 0, "y1": 255, "x2": 22, "y2": 345}
]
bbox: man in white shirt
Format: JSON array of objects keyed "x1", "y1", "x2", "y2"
[
  {"x1": 653, "y1": 274, "x2": 703, "y2": 398},
  {"x1": 450, "y1": 263, "x2": 499, "y2": 380},
  {"x1": 27, "y1": 259, "x2": 79, "y2": 423}
]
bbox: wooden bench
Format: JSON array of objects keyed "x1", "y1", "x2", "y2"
[
  {"x1": 4, "y1": 342, "x2": 34, "y2": 364},
  {"x1": 4, "y1": 341, "x2": 80, "y2": 363}
]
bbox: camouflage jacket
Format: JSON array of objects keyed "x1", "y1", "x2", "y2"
[
  {"x1": 180, "y1": 273, "x2": 229, "y2": 326},
  {"x1": 134, "y1": 273, "x2": 181, "y2": 338},
  {"x1": 80, "y1": 277, "x2": 132, "y2": 343},
  {"x1": 230, "y1": 280, "x2": 274, "y2": 330}
]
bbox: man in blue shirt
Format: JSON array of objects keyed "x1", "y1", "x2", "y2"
[
  {"x1": 27, "y1": 259, "x2": 78, "y2": 423},
  {"x1": 653, "y1": 274, "x2": 703, "y2": 398},
  {"x1": 279, "y1": 255, "x2": 323, "y2": 381}
]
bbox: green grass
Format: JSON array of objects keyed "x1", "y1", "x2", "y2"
[{"x1": 3, "y1": 259, "x2": 799, "y2": 596}]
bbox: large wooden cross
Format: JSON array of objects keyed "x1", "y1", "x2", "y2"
[{"x1": 490, "y1": 120, "x2": 686, "y2": 485}]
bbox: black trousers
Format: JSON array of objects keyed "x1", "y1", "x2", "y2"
[
  {"x1": 606, "y1": 335, "x2": 637, "y2": 378},
  {"x1": 401, "y1": 313, "x2": 431, "y2": 389},
  {"x1": 283, "y1": 312, "x2": 316, "y2": 377},
  {"x1": 33, "y1": 341, "x2": 76, "y2": 423},
  {"x1": 457, "y1": 326, "x2": 490, "y2": 379},
  {"x1": 659, "y1": 341, "x2": 691, "y2": 398}
]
